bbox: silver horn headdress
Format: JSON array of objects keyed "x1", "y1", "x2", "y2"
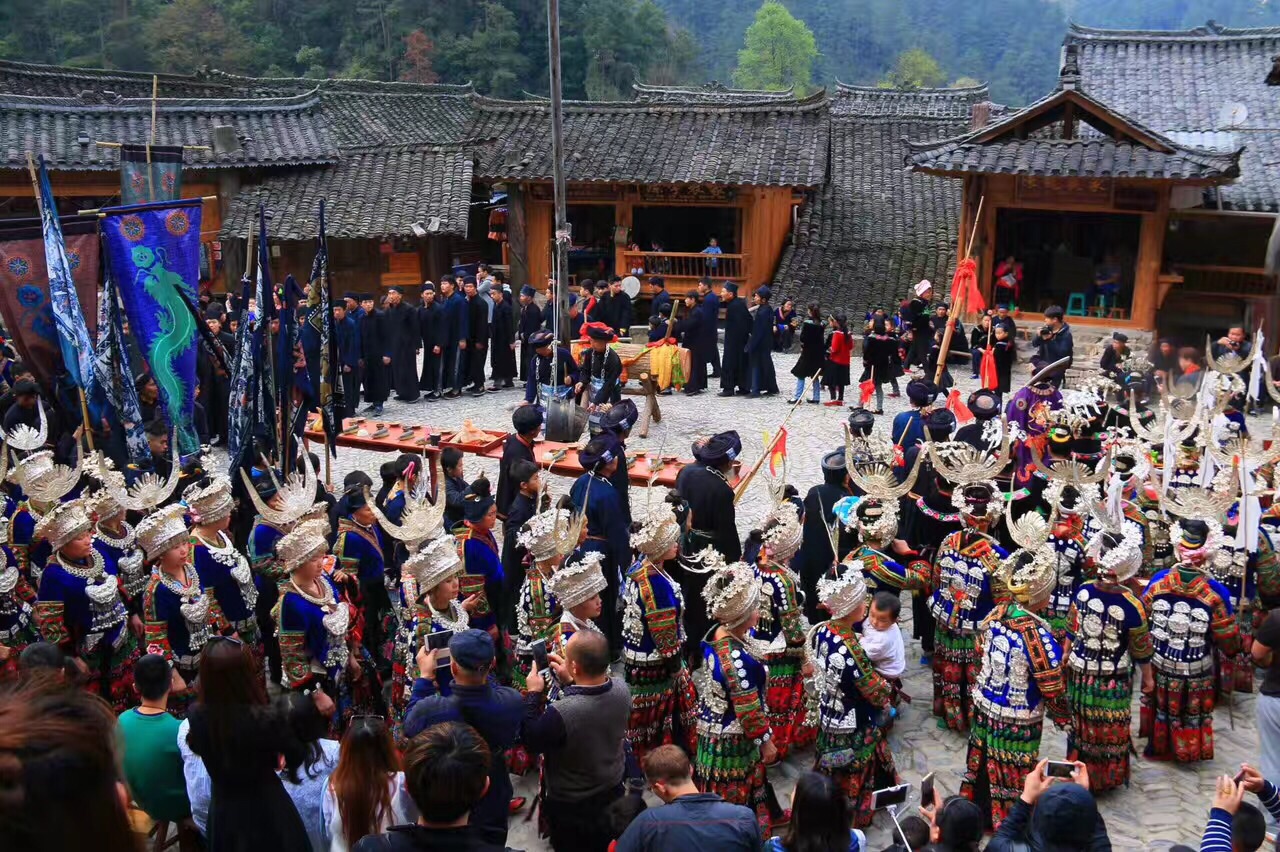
[
  {"x1": 96, "y1": 428, "x2": 181, "y2": 513},
  {"x1": 5, "y1": 402, "x2": 47, "y2": 456},
  {"x1": 845, "y1": 423, "x2": 923, "y2": 499},
  {"x1": 926, "y1": 415, "x2": 1013, "y2": 485},
  {"x1": 1205, "y1": 333, "x2": 1258, "y2": 378},
  {"x1": 367, "y1": 458, "x2": 448, "y2": 553},
  {"x1": 238, "y1": 452, "x2": 320, "y2": 528}
]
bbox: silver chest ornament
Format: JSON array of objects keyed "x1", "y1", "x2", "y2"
[
  {"x1": 117, "y1": 548, "x2": 147, "y2": 599},
  {"x1": 981, "y1": 631, "x2": 1031, "y2": 710},
  {"x1": 622, "y1": 580, "x2": 644, "y2": 646},
  {"x1": 321, "y1": 602, "x2": 351, "y2": 672},
  {"x1": 179, "y1": 591, "x2": 214, "y2": 652},
  {"x1": 83, "y1": 572, "x2": 127, "y2": 649}
]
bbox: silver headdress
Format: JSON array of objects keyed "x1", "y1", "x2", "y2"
[
  {"x1": 134, "y1": 503, "x2": 190, "y2": 561},
  {"x1": 32, "y1": 498, "x2": 92, "y2": 552},
  {"x1": 834, "y1": 494, "x2": 898, "y2": 544},
  {"x1": 238, "y1": 454, "x2": 320, "y2": 528},
  {"x1": 846, "y1": 424, "x2": 924, "y2": 498},
  {"x1": 951, "y1": 480, "x2": 1003, "y2": 521},
  {"x1": 1163, "y1": 478, "x2": 1235, "y2": 565},
  {"x1": 403, "y1": 533, "x2": 464, "y2": 594},
  {"x1": 1030, "y1": 442, "x2": 1112, "y2": 492},
  {"x1": 1128, "y1": 389, "x2": 1199, "y2": 447},
  {"x1": 551, "y1": 549, "x2": 609, "y2": 609},
  {"x1": 367, "y1": 474, "x2": 447, "y2": 554},
  {"x1": 5, "y1": 402, "x2": 46, "y2": 455},
  {"x1": 704, "y1": 559, "x2": 762, "y2": 627},
  {"x1": 629, "y1": 502, "x2": 682, "y2": 560},
  {"x1": 760, "y1": 502, "x2": 803, "y2": 563},
  {"x1": 997, "y1": 547, "x2": 1059, "y2": 606},
  {"x1": 1084, "y1": 500, "x2": 1144, "y2": 583},
  {"x1": 96, "y1": 428, "x2": 182, "y2": 514},
  {"x1": 1204, "y1": 333, "x2": 1258, "y2": 378},
  {"x1": 183, "y1": 475, "x2": 235, "y2": 526},
  {"x1": 14, "y1": 449, "x2": 81, "y2": 507},
  {"x1": 927, "y1": 417, "x2": 1013, "y2": 485},
  {"x1": 274, "y1": 518, "x2": 331, "y2": 574},
  {"x1": 817, "y1": 560, "x2": 869, "y2": 620}
]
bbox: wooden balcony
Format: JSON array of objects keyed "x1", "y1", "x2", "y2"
[
  {"x1": 1170, "y1": 264, "x2": 1273, "y2": 296},
  {"x1": 620, "y1": 250, "x2": 750, "y2": 295}
]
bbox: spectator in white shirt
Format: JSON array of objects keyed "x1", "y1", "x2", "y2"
[{"x1": 861, "y1": 592, "x2": 906, "y2": 682}]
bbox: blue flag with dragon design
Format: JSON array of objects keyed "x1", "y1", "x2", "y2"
[{"x1": 99, "y1": 199, "x2": 203, "y2": 455}]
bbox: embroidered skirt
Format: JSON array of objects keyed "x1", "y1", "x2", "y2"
[
  {"x1": 1140, "y1": 667, "x2": 1216, "y2": 763},
  {"x1": 961, "y1": 706, "x2": 1044, "y2": 830},
  {"x1": 695, "y1": 727, "x2": 770, "y2": 835},
  {"x1": 816, "y1": 726, "x2": 896, "y2": 828},
  {"x1": 624, "y1": 659, "x2": 697, "y2": 759},
  {"x1": 1066, "y1": 668, "x2": 1135, "y2": 792},
  {"x1": 87, "y1": 633, "x2": 143, "y2": 714},
  {"x1": 932, "y1": 624, "x2": 979, "y2": 732},
  {"x1": 764, "y1": 647, "x2": 809, "y2": 756}
]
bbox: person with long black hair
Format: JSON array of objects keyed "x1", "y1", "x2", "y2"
[{"x1": 765, "y1": 771, "x2": 866, "y2": 852}]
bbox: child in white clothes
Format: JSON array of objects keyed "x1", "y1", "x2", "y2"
[{"x1": 861, "y1": 591, "x2": 906, "y2": 682}]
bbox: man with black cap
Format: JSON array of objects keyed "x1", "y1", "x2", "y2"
[
  {"x1": 1100, "y1": 330, "x2": 1129, "y2": 382},
  {"x1": 599, "y1": 398, "x2": 637, "y2": 520},
  {"x1": 954, "y1": 389, "x2": 1003, "y2": 451},
  {"x1": 569, "y1": 433, "x2": 633, "y2": 654},
  {"x1": 649, "y1": 276, "x2": 671, "y2": 320},
  {"x1": 745, "y1": 286, "x2": 777, "y2": 398},
  {"x1": 796, "y1": 446, "x2": 856, "y2": 623},
  {"x1": 524, "y1": 330, "x2": 579, "y2": 406},
  {"x1": 718, "y1": 282, "x2": 751, "y2": 396},
  {"x1": 334, "y1": 485, "x2": 391, "y2": 671},
  {"x1": 333, "y1": 299, "x2": 361, "y2": 421},
  {"x1": 463, "y1": 277, "x2": 490, "y2": 396},
  {"x1": 891, "y1": 379, "x2": 936, "y2": 453},
  {"x1": 592, "y1": 280, "x2": 614, "y2": 335},
  {"x1": 358, "y1": 293, "x2": 389, "y2": 415},
  {"x1": 417, "y1": 283, "x2": 440, "y2": 399},
  {"x1": 672, "y1": 290, "x2": 706, "y2": 395},
  {"x1": 608, "y1": 275, "x2": 632, "y2": 338},
  {"x1": 2, "y1": 377, "x2": 50, "y2": 438},
  {"x1": 518, "y1": 285, "x2": 542, "y2": 381},
  {"x1": 698, "y1": 278, "x2": 721, "y2": 379},
  {"x1": 438, "y1": 278, "x2": 469, "y2": 398},
  {"x1": 576, "y1": 324, "x2": 623, "y2": 410},
  {"x1": 898, "y1": 408, "x2": 956, "y2": 483},
  {"x1": 382, "y1": 286, "x2": 420, "y2": 403},
  {"x1": 343, "y1": 292, "x2": 362, "y2": 322},
  {"x1": 403, "y1": 628, "x2": 526, "y2": 846},
  {"x1": 673, "y1": 431, "x2": 742, "y2": 653},
  {"x1": 496, "y1": 406, "x2": 542, "y2": 522},
  {"x1": 1031, "y1": 305, "x2": 1074, "y2": 388}
]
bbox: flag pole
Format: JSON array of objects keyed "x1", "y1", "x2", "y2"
[
  {"x1": 25, "y1": 152, "x2": 95, "y2": 451},
  {"x1": 933, "y1": 196, "x2": 985, "y2": 388},
  {"x1": 733, "y1": 369, "x2": 819, "y2": 503},
  {"x1": 147, "y1": 75, "x2": 157, "y2": 203}
]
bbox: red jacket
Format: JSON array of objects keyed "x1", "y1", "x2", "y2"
[{"x1": 828, "y1": 330, "x2": 852, "y2": 366}]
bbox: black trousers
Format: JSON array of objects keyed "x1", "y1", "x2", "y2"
[
  {"x1": 419, "y1": 346, "x2": 439, "y2": 392},
  {"x1": 467, "y1": 344, "x2": 487, "y2": 388},
  {"x1": 440, "y1": 346, "x2": 462, "y2": 393},
  {"x1": 543, "y1": 784, "x2": 623, "y2": 852},
  {"x1": 708, "y1": 338, "x2": 721, "y2": 375}
]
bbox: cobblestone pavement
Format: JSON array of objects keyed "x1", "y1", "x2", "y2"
[{"x1": 314, "y1": 349, "x2": 1259, "y2": 851}]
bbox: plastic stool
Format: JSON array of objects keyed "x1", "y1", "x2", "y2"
[
  {"x1": 1096, "y1": 293, "x2": 1114, "y2": 313},
  {"x1": 1066, "y1": 293, "x2": 1088, "y2": 316}
]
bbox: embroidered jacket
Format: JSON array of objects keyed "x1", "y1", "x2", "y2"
[
  {"x1": 398, "y1": 594, "x2": 469, "y2": 700},
  {"x1": 142, "y1": 569, "x2": 227, "y2": 670},
  {"x1": 459, "y1": 528, "x2": 503, "y2": 630},
  {"x1": 974, "y1": 604, "x2": 1069, "y2": 725},
  {"x1": 0, "y1": 562, "x2": 38, "y2": 655},
  {"x1": 274, "y1": 574, "x2": 355, "y2": 691},
  {"x1": 694, "y1": 634, "x2": 771, "y2": 742},
  {"x1": 754, "y1": 561, "x2": 806, "y2": 656},
  {"x1": 622, "y1": 558, "x2": 685, "y2": 666},
  {"x1": 192, "y1": 532, "x2": 259, "y2": 636},
  {"x1": 929, "y1": 530, "x2": 1008, "y2": 633},
  {"x1": 1046, "y1": 518, "x2": 1088, "y2": 625},
  {"x1": 1142, "y1": 568, "x2": 1240, "y2": 678},
  {"x1": 248, "y1": 518, "x2": 288, "y2": 584},
  {"x1": 809, "y1": 620, "x2": 893, "y2": 748},
  {"x1": 858, "y1": 544, "x2": 929, "y2": 594},
  {"x1": 1065, "y1": 581, "x2": 1152, "y2": 675},
  {"x1": 94, "y1": 526, "x2": 147, "y2": 608},
  {"x1": 334, "y1": 518, "x2": 388, "y2": 584},
  {"x1": 35, "y1": 556, "x2": 129, "y2": 655},
  {"x1": 516, "y1": 568, "x2": 560, "y2": 658}
]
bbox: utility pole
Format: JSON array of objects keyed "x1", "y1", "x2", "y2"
[{"x1": 547, "y1": 0, "x2": 570, "y2": 347}]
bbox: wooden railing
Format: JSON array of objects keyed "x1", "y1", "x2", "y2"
[
  {"x1": 1170, "y1": 264, "x2": 1273, "y2": 296},
  {"x1": 621, "y1": 250, "x2": 748, "y2": 282}
]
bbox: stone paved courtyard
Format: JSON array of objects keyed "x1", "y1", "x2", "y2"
[{"x1": 312, "y1": 348, "x2": 1263, "y2": 851}]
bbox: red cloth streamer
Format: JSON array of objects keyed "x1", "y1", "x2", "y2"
[
  {"x1": 979, "y1": 346, "x2": 998, "y2": 390},
  {"x1": 950, "y1": 257, "x2": 985, "y2": 314},
  {"x1": 769, "y1": 428, "x2": 788, "y2": 477},
  {"x1": 947, "y1": 389, "x2": 974, "y2": 423},
  {"x1": 859, "y1": 378, "x2": 876, "y2": 406},
  {"x1": 580, "y1": 321, "x2": 615, "y2": 341}
]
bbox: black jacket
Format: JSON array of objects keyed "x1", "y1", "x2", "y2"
[
  {"x1": 466, "y1": 295, "x2": 489, "y2": 346},
  {"x1": 791, "y1": 319, "x2": 825, "y2": 378},
  {"x1": 352, "y1": 825, "x2": 505, "y2": 852},
  {"x1": 722, "y1": 297, "x2": 752, "y2": 353}
]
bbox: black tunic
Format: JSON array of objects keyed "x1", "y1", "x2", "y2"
[
  {"x1": 674, "y1": 461, "x2": 740, "y2": 650},
  {"x1": 418, "y1": 300, "x2": 439, "y2": 390},
  {"x1": 580, "y1": 347, "x2": 623, "y2": 405},
  {"x1": 465, "y1": 295, "x2": 490, "y2": 388},
  {"x1": 359, "y1": 308, "x2": 389, "y2": 404},
  {"x1": 720, "y1": 296, "x2": 752, "y2": 393},
  {"x1": 490, "y1": 300, "x2": 517, "y2": 380},
  {"x1": 495, "y1": 433, "x2": 535, "y2": 520},
  {"x1": 384, "y1": 301, "x2": 420, "y2": 401},
  {"x1": 518, "y1": 302, "x2": 542, "y2": 379},
  {"x1": 791, "y1": 319, "x2": 825, "y2": 379},
  {"x1": 610, "y1": 291, "x2": 633, "y2": 337}
]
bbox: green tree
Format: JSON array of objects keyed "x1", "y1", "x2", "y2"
[
  {"x1": 951, "y1": 75, "x2": 981, "y2": 88},
  {"x1": 880, "y1": 47, "x2": 946, "y2": 90},
  {"x1": 732, "y1": 0, "x2": 817, "y2": 93}
]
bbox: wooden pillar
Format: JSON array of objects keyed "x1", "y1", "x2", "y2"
[
  {"x1": 506, "y1": 183, "x2": 529, "y2": 288},
  {"x1": 1132, "y1": 188, "x2": 1170, "y2": 331},
  {"x1": 527, "y1": 199, "x2": 553, "y2": 290},
  {"x1": 614, "y1": 194, "x2": 633, "y2": 279}
]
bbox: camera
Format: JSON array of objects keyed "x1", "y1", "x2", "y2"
[{"x1": 1039, "y1": 325, "x2": 1053, "y2": 338}]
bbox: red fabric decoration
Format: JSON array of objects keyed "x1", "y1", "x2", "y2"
[
  {"x1": 979, "y1": 346, "x2": 998, "y2": 390},
  {"x1": 580, "y1": 320, "x2": 615, "y2": 341},
  {"x1": 951, "y1": 257, "x2": 985, "y2": 314},
  {"x1": 947, "y1": 389, "x2": 974, "y2": 423},
  {"x1": 859, "y1": 378, "x2": 876, "y2": 405}
]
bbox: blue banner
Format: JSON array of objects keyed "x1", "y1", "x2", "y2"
[
  {"x1": 99, "y1": 198, "x2": 203, "y2": 454},
  {"x1": 92, "y1": 250, "x2": 150, "y2": 465},
  {"x1": 252, "y1": 206, "x2": 278, "y2": 463},
  {"x1": 37, "y1": 155, "x2": 97, "y2": 393},
  {"x1": 226, "y1": 272, "x2": 255, "y2": 475}
]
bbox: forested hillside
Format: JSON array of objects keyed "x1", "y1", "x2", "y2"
[{"x1": 3, "y1": 0, "x2": 1279, "y2": 104}]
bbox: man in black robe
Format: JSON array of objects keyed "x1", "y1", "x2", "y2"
[
  {"x1": 333, "y1": 301, "x2": 360, "y2": 422},
  {"x1": 495, "y1": 405, "x2": 541, "y2": 522},
  {"x1": 673, "y1": 430, "x2": 741, "y2": 658},
  {"x1": 907, "y1": 279, "x2": 934, "y2": 368},
  {"x1": 718, "y1": 282, "x2": 751, "y2": 396},
  {"x1": 517, "y1": 285, "x2": 542, "y2": 382},
  {"x1": 795, "y1": 448, "x2": 856, "y2": 623},
  {"x1": 488, "y1": 286, "x2": 517, "y2": 390},
  {"x1": 418, "y1": 283, "x2": 440, "y2": 399},
  {"x1": 648, "y1": 276, "x2": 671, "y2": 320},
  {"x1": 607, "y1": 275, "x2": 632, "y2": 338},
  {"x1": 591, "y1": 280, "x2": 613, "y2": 336},
  {"x1": 463, "y1": 276, "x2": 489, "y2": 396},
  {"x1": 673, "y1": 290, "x2": 706, "y2": 395},
  {"x1": 698, "y1": 278, "x2": 721, "y2": 379},
  {"x1": 745, "y1": 286, "x2": 778, "y2": 398},
  {"x1": 599, "y1": 399, "x2": 637, "y2": 522},
  {"x1": 383, "y1": 286, "x2": 420, "y2": 403},
  {"x1": 437, "y1": 279, "x2": 468, "y2": 398},
  {"x1": 358, "y1": 294, "x2": 389, "y2": 416}
]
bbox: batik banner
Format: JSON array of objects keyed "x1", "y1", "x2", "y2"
[
  {"x1": 37, "y1": 155, "x2": 97, "y2": 393},
  {"x1": 0, "y1": 216, "x2": 100, "y2": 394},
  {"x1": 100, "y1": 199, "x2": 203, "y2": 454},
  {"x1": 307, "y1": 200, "x2": 339, "y2": 456},
  {"x1": 120, "y1": 144, "x2": 184, "y2": 206},
  {"x1": 93, "y1": 254, "x2": 150, "y2": 465}
]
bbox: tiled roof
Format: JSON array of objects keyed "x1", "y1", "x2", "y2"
[
  {"x1": 631, "y1": 81, "x2": 798, "y2": 104},
  {"x1": 1066, "y1": 21, "x2": 1280, "y2": 210},
  {"x1": 0, "y1": 59, "x2": 242, "y2": 98},
  {"x1": 221, "y1": 144, "x2": 475, "y2": 240},
  {"x1": 774, "y1": 86, "x2": 990, "y2": 320},
  {"x1": 0, "y1": 90, "x2": 338, "y2": 170},
  {"x1": 467, "y1": 92, "x2": 829, "y2": 187},
  {"x1": 906, "y1": 136, "x2": 1241, "y2": 180}
]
